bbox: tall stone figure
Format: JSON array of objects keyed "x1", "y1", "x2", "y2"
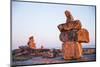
[{"x1": 57, "y1": 10, "x2": 90, "y2": 60}]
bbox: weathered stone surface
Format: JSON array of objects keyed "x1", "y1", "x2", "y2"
[
  {"x1": 57, "y1": 23, "x2": 66, "y2": 32},
  {"x1": 59, "y1": 31, "x2": 68, "y2": 42},
  {"x1": 65, "y1": 10, "x2": 74, "y2": 22},
  {"x1": 65, "y1": 20, "x2": 82, "y2": 30},
  {"x1": 59, "y1": 30, "x2": 78, "y2": 42},
  {"x1": 58, "y1": 10, "x2": 90, "y2": 60},
  {"x1": 67, "y1": 29, "x2": 78, "y2": 41},
  {"x1": 63, "y1": 42, "x2": 82, "y2": 60},
  {"x1": 27, "y1": 36, "x2": 36, "y2": 49},
  {"x1": 58, "y1": 20, "x2": 82, "y2": 32},
  {"x1": 74, "y1": 43, "x2": 82, "y2": 59},
  {"x1": 77, "y1": 28, "x2": 90, "y2": 43},
  {"x1": 59, "y1": 28, "x2": 89, "y2": 43}
]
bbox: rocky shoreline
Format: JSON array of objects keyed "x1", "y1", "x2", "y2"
[{"x1": 12, "y1": 46, "x2": 95, "y2": 61}]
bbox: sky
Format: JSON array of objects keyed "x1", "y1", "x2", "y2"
[{"x1": 12, "y1": 1, "x2": 96, "y2": 49}]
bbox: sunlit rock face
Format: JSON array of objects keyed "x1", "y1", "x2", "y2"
[
  {"x1": 58, "y1": 20, "x2": 82, "y2": 32},
  {"x1": 27, "y1": 36, "x2": 36, "y2": 49},
  {"x1": 77, "y1": 28, "x2": 90, "y2": 43},
  {"x1": 63, "y1": 42, "x2": 82, "y2": 59},
  {"x1": 58, "y1": 10, "x2": 90, "y2": 60}
]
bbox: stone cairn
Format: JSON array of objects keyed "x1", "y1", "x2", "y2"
[
  {"x1": 27, "y1": 36, "x2": 36, "y2": 49},
  {"x1": 57, "y1": 10, "x2": 90, "y2": 60}
]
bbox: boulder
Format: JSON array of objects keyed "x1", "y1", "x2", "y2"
[
  {"x1": 63, "y1": 42, "x2": 82, "y2": 60},
  {"x1": 77, "y1": 28, "x2": 90, "y2": 43},
  {"x1": 65, "y1": 10, "x2": 74, "y2": 22},
  {"x1": 74, "y1": 43, "x2": 82, "y2": 59},
  {"x1": 64, "y1": 20, "x2": 82, "y2": 31},
  {"x1": 57, "y1": 23, "x2": 66, "y2": 32},
  {"x1": 67, "y1": 29, "x2": 78, "y2": 41},
  {"x1": 59, "y1": 31, "x2": 68, "y2": 42},
  {"x1": 58, "y1": 20, "x2": 82, "y2": 32},
  {"x1": 59, "y1": 29, "x2": 78, "y2": 42}
]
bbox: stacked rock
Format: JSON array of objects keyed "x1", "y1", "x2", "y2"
[
  {"x1": 57, "y1": 10, "x2": 90, "y2": 60},
  {"x1": 27, "y1": 36, "x2": 36, "y2": 49}
]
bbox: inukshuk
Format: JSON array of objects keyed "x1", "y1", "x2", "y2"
[
  {"x1": 27, "y1": 36, "x2": 36, "y2": 49},
  {"x1": 57, "y1": 10, "x2": 90, "y2": 60}
]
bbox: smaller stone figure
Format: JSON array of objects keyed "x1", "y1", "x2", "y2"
[{"x1": 27, "y1": 36, "x2": 36, "y2": 49}]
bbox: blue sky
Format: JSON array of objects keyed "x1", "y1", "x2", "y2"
[{"x1": 12, "y1": 1, "x2": 96, "y2": 49}]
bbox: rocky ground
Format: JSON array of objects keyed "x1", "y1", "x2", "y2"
[
  {"x1": 12, "y1": 48, "x2": 96, "y2": 66},
  {"x1": 12, "y1": 54, "x2": 96, "y2": 66}
]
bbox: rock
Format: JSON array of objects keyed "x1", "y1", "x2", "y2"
[
  {"x1": 58, "y1": 10, "x2": 90, "y2": 60},
  {"x1": 63, "y1": 42, "x2": 82, "y2": 60},
  {"x1": 59, "y1": 31, "x2": 68, "y2": 42},
  {"x1": 27, "y1": 36, "x2": 36, "y2": 49},
  {"x1": 74, "y1": 43, "x2": 82, "y2": 59},
  {"x1": 15, "y1": 53, "x2": 23, "y2": 56},
  {"x1": 57, "y1": 23, "x2": 66, "y2": 32},
  {"x1": 59, "y1": 28, "x2": 89, "y2": 43},
  {"x1": 42, "y1": 51, "x2": 54, "y2": 58},
  {"x1": 58, "y1": 20, "x2": 82, "y2": 32},
  {"x1": 59, "y1": 30, "x2": 78, "y2": 42},
  {"x1": 65, "y1": 20, "x2": 82, "y2": 30},
  {"x1": 83, "y1": 48, "x2": 96, "y2": 55},
  {"x1": 12, "y1": 49, "x2": 23, "y2": 55},
  {"x1": 57, "y1": 10, "x2": 74, "y2": 32},
  {"x1": 15, "y1": 50, "x2": 29, "y2": 57},
  {"x1": 19, "y1": 46, "x2": 28, "y2": 50},
  {"x1": 67, "y1": 29, "x2": 78, "y2": 41},
  {"x1": 77, "y1": 28, "x2": 90, "y2": 43},
  {"x1": 65, "y1": 10, "x2": 74, "y2": 22}
]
